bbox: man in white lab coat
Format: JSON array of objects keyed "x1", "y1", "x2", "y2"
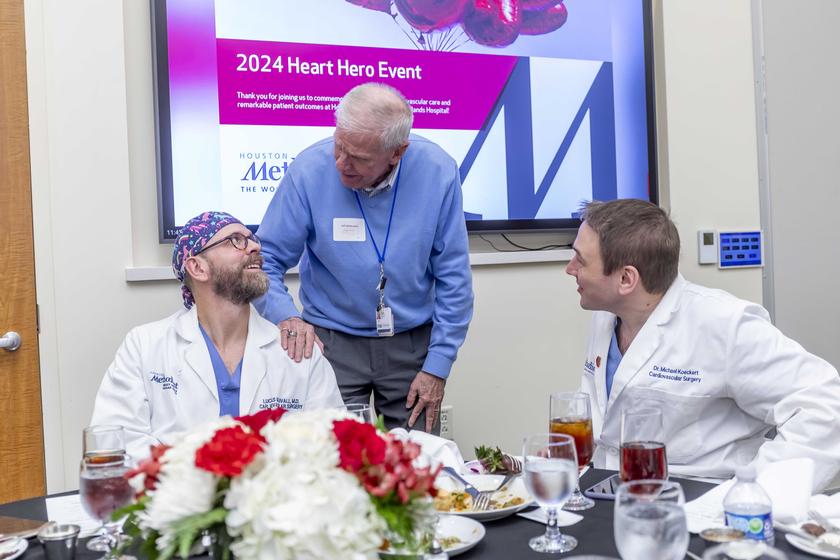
[
  {"x1": 567, "y1": 199, "x2": 840, "y2": 490},
  {"x1": 91, "y1": 211, "x2": 343, "y2": 460}
]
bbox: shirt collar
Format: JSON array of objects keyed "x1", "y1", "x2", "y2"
[{"x1": 362, "y1": 161, "x2": 401, "y2": 197}]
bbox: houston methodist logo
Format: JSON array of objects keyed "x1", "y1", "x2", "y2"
[{"x1": 239, "y1": 152, "x2": 294, "y2": 193}]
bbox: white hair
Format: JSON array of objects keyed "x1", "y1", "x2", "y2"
[{"x1": 334, "y1": 83, "x2": 413, "y2": 151}]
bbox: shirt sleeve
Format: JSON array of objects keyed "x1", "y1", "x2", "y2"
[
  {"x1": 302, "y1": 346, "x2": 345, "y2": 410},
  {"x1": 423, "y1": 171, "x2": 474, "y2": 379},
  {"x1": 254, "y1": 171, "x2": 311, "y2": 325},
  {"x1": 726, "y1": 304, "x2": 840, "y2": 491},
  {"x1": 90, "y1": 329, "x2": 160, "y2": 462}
]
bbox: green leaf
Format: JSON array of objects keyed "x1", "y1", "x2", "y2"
[
  {"x1": 170, "y1": 508, "x2": 228, "y2": 559},
  {"x1": 374, "y1": 414, "x2": 387, "y2": 433}
]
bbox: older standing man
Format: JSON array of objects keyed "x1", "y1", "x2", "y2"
[
  {"x1": 566, "y1": 199, "x2": 840, "y2": 490},
  {"x1": 255, "y1": 83, "x2": 473, "y2": 432}
]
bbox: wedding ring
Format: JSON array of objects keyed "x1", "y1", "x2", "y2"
[{"x1": 288, "y1": 330, "x2": 298, "y2": 337}]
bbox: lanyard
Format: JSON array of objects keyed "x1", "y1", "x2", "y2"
[{"x1": 353, "y1": 163, "x2": 402, "y2": 266}]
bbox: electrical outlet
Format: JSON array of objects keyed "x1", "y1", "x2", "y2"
[{"x1": 439, "y1": 405, "x2": 453, "y2": 440}]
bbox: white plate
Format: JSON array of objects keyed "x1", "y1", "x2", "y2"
[
  {"x1": 435, "y1": 473, "x2": 532, "y2": 522},
  {"x1": 437, "y1": 514, "x2": 485, "y2": 556},
  {"x1": 0, "y1": 537, "x2": 28, "y2": 560},
  {"x1": 786, "y1": 533, "x2": 840, "y2": 559},
  {"x1": 377, "y1": 516, "x2": 484, "y2": 558}
]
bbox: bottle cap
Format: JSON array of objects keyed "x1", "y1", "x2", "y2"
[{"x1": 735, "y1": 463, "x2": 757, "y2": 481}]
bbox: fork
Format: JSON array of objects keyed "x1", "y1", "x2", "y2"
[
  {"x1": 808, "y1": 510, "x2": 840, "y2": 533},
  {"x1": 441, "y1": 466, "x2": 492, "y2": 511}
]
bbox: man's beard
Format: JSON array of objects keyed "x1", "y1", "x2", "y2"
[{"x1": 209, "y1": 256, "x2": 269, "y2": 305}]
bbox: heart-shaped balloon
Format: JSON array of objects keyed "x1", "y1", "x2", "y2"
[
  {"x1": 396, "y1": 0, "x2": 469, "y2": 32},
  {"x1": 521, "y1": 1, "x2": 567, "y2": 35},
  {"x1": 520, "y1": 0, "x2": 554, "y2": 10},
  {"x1": 462, "y1": 0, "x2": 521, "y2": 47},
  {"x1": 346, "y1": 0, "x2": 393, "y2": 13}
]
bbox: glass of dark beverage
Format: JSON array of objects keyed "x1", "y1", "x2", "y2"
[
  {"x1": 549, "y1": 391, "x2": 595, "y2": 511},
  {"x1": 81, "y1": 426, "x2": 128, "y2": 553},
  {"x1": 79, "y1": 453, "x2": 134, "y2": 559},
  {"x1": 619, "y1": 408, "x2": 668, "y2": 482}
]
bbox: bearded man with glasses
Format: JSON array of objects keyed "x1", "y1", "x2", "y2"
[{"x1": 90, "y1": 211, "x2": 343, "y2": 460}]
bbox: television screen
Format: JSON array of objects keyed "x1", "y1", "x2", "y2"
[{"x1": 154, "y1": 0, "x2": 657, "y2": 240}]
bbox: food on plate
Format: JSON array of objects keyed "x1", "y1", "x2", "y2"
[
  {"x1": 820, "y1": 532, "x2": 840, "y2": 548},
  {"x1": 802, "y1": 522, "x2": 827, "y2": 537},
  {"x1": 434, "y1": 489, "x2": 525, "y2": 512},
  {"x1": 474, "y1": 445, "x2": 522, "y2": 474},
  {"x1": 438, "y1": 536, "x2": 463, "y2": 549}
]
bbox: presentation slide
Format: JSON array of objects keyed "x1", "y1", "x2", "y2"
[{"x1": 158, "y1": 0, "x2": 654, "y2": 238}]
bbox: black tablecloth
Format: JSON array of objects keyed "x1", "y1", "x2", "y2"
[{"x1": 0, "y1": 469, "x2": 813, "y2": 559}]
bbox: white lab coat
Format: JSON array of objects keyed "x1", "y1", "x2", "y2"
[
  {"x1": 91, "y1": 305, "x2": 344, "y2": 460},
  {"x1": 580, "y1": 274, "x2": 840, "y2": 491}
]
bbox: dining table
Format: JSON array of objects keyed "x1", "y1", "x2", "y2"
[{"x1": 0, "y1": 469, "x2": 819, "y2": 559}]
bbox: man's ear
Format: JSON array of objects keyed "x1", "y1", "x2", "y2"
[
  {"x1": 184, "y1": 256, "x2": 210, "y2": 284},
  {"x1": 617, "y1": 265, "x2": 642, "y2": 296},
  {"x1": 390, "y1": 141, "x2": 409, "y2": 165}
]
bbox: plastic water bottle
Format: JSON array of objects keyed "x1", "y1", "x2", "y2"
[{"x1": 723, "y1": 464, "x2": 775, "y2": 545}]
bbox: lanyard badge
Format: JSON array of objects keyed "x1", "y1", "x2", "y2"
[
  {"x1": 375, "y1": 263, "x2": 394, "y2": 337},
  {"x1": 354, "y1": 165, "x2": 401, "y2": 338}
]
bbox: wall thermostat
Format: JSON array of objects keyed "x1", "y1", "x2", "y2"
[
  {"x1": 697, "y1": 230, "x2": 717, "y2": 264},
  {"x1": 717, "y1": 230, "x2": 763, "y2": 269}
]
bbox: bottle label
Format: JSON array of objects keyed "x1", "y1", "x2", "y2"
[{"x1": 725, "y1": 511, "x2": 773, "y2": 541}]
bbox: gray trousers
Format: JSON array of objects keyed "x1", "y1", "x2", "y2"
[{"x1": 315, "y1": 323, "x2": 440, "y2": 434}]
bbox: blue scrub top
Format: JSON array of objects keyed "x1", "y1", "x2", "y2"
[
  {"x1": 198, "y1": 324, "x2": 243, "y2": 417},
  {"x1": 605, "y1": 326, "x2": 623, "y2": 399}
]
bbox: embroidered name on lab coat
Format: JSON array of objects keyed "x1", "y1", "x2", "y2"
[
  {"x1": 150, "y1": 372, "x2": 179, "y2": 395},
  {"x1": 648, "y1": 365, "x2": 702, "y2": 384},
  {"x1": 261, "y1": 396, "x2": 302, "y2": 410}
]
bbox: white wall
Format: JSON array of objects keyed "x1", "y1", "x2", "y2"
[{"x1": 25, "y1": 0, "x2": 763, "y2": 492}]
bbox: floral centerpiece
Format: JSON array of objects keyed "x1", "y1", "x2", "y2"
[{"x1": 119, "y1": 408, "x2": 440, "y2": 560}]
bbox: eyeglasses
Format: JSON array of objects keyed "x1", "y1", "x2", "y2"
[{"x1": 194, "y1": 231, "x2": 260, "y2": 256}]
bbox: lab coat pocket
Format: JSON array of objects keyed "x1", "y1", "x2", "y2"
[{"x1": 621, "y1": 387, "x2": 708, "y2": 462}]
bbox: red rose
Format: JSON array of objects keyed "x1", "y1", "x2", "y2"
[
  {"x1": 333, "y1": 419, "x2": 387, "y2": 472},
  {"x1": 195, "y1": 425, "x2": 264, "y2": 477},
  {"x1": 235, "y1": 407, "x2": 287, "y2": 440}
]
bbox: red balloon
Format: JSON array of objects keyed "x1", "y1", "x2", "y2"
[
  {"x1": 346, "y1": 0, "x2": 392, "y2": 13},
  {"x1": 520, "y1": 0, "x2": 554, "y2": 9},
  {"x1": 462, "y1": 0, "x2": 521, "y2": 47},
  {"x1": 396, "y1": 0, "x2": 469, "y2": 32},
  {"x1": 521, "y1": 1, "x2": 567, "y2": 35}
]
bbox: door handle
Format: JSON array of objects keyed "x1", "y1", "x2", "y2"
[{"x1": 0, "y1": 332, "x2": 21, "y2": 352}]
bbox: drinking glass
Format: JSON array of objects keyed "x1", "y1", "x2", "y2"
[
  {"x1": 522, "y1": 433, "x2": 579, "y2": 554},
  {"x1": 79, "y1": 454, "x2": 134, "y2": 559},
  {"x1": 344, "y1": 403, "x2": 374, "y2": 423},
  {"x1": 620, "y1": 408, "x2": 668, "y2": 482},
  {"x1": 614, "y1": 479, "x2": 688, "y2": 560},
  {"x1": 549, "y1": 391, "x2": 595, "y2": 511},
  {"x1": 82, "y1": 426, "x2": 127, "y2": 552}
]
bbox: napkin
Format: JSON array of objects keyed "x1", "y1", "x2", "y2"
[
  {"x1": 685, "y1": 458, "x2": 825, "y2": 533},
  {"x1": 517, "y1": 508, "x2": 583, "y2": 527},
  {"x1": 45, "y1": 494, "x2": 102, "y2": 537},
  {"x1": 389, "y1": 428, "x2": 466, "y2": 472}
]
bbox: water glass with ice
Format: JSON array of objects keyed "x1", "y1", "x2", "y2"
[
  {"x1": 614, "y1": 479, "x2": 688, "y2": 560},
  {"x1": 522, "y1": 433, "x2": 579, "y2": 554}
]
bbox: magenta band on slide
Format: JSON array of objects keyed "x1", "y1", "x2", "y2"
[{"x1": 216, "y1": 39, "x2": 517, "y2": 130}]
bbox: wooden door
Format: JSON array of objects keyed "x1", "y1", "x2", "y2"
[{"x1": 0, "y1": 0, "x2": 46, "y2": 503}]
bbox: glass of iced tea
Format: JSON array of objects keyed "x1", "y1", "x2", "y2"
[
  {"x1": 82, "y1": 426, "x2": 128, "y2": 553},
  {"x1": 79, "y1": 453, "x2": 134, "y2": 559},
  {"x1": 549, "y1": 392, "x2": 595, "y2": 511},
  {"x1": 620, "y1": 408, "x2": 668, "y2": 482}
]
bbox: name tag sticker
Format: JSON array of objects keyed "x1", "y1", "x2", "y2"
[{"x1": 333, "y1": 218, "x2": 366, "y2": 242}]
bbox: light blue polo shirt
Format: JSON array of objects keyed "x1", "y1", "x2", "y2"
[{"x1": 198, "y1": 324, "x2": 243, "y2": 417}]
